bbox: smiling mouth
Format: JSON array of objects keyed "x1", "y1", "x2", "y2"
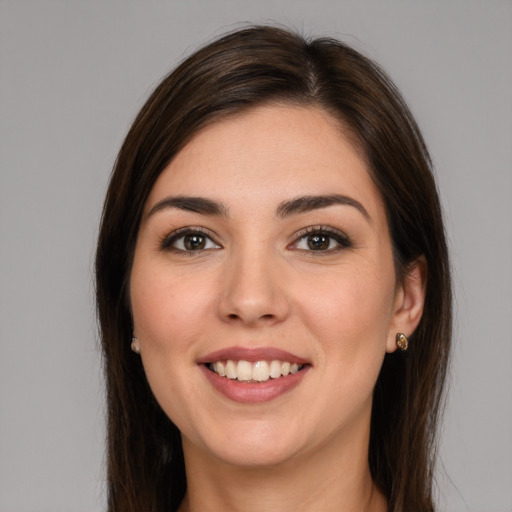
[{"x1": 207, "y1": 360, "x2": 305, "y2": 383}]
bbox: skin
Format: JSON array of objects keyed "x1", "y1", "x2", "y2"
[{"x1": 130, "y1": 105, "x2": 426, "y2": 512}]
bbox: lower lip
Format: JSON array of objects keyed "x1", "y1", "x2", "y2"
[{"x1": 199, "y1": 365, "x2": 310, "y2": 403}]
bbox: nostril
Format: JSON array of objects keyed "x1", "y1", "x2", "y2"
[{"x1": 226, "y1": 312, "x2": 274, "y2": 322}]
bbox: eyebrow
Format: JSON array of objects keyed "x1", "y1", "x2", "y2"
[
  {"x1": 147, "y1": 196, "x2": 228, "y2": 218},
  {"x1": 146, "y1": 193, "x2": 370, "y2": 222},
  {"x1": 276, "y1": 194, "x2": 371, "y2": 222}
]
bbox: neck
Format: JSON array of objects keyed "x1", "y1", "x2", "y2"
[{"x1": 178, "y1": 423, "x2": 387, "y2": 512}]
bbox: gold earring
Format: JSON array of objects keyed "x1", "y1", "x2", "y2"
[
  {"x1": 131, "y1": 337, "x2": 141, "y2": 354},
  {"x1": 396, "y1": 333, "x2": 409, "y2": 351}
]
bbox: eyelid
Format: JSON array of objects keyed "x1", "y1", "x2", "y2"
[
  {"x1": 159, "y1": 226, "x2": 222, "y2": 252},
  {"x1": 289, "y1": 225, "x2": 353, "y2": 252}
]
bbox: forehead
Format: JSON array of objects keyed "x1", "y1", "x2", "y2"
[{"x1": 145, "y1": 105, "x2": 383, "y2": 219}]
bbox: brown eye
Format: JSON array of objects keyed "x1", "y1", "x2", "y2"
[
  {"x1": 307, "y1": 234, "x2": 330, "y2": 250},
  {"x1": 292, "y1": 227, "x2": 352, "y2": 253},
  {"x1": 161, "y1": 229, "x2": 221, "y2": 253},
  {"x1": 183, "y1": 234, "x2": 207, "y2": 250}
]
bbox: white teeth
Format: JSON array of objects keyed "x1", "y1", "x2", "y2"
[
  {"x1": 225, "y1": 360, "x2": 237, "y2": 379},
  {"x1": 252, "y1": 361, "x2": 270, "y2": 382},
  {"x1": 237, "y1": 360, "x2": 253, "y2": 381},
  {"x1": 269, "y1": 360, "x2": 282, "y2": 379},
  {"x1": 209, "y1": 359, "x2": 303, "y2": 381},
  {"x1": 215, "y1": 361, "x2": 226, "y2": 377}
]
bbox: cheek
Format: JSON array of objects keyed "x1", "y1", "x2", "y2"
[
  {"x1": 130, "y1": 259, "x2": 215, "y2": 350},
  {"x1": 299, "y1": 267, "x2": 395, "y2": 421},
  {"x1": 130, "y1": 261, "x2": 213, "y2": 426},
  {"x1": 296, "y1": 264, "x2": 395, "y2": 365}
]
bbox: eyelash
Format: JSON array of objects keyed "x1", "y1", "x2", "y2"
[
  {"x1": 159, "y1": 225, "x2": 352, "y2": 255},
  {"x1": 159, "y1": 227, "x2": 221, "y2": 254},
  {"x1": 290, "y1": 226, "x2": 353, "y2": 253}
]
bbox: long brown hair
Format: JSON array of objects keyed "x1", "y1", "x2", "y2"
[{"x1": 96, "y1": 25, "x2": 451, "y2": 512}]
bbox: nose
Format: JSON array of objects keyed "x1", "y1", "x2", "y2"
[{"x1": 217, "y1": 246, "x2": 290, "y2": 327}]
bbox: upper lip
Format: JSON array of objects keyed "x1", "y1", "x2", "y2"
[{"x1": 197, "y1": 346, "x2": 309, "y2": 365}]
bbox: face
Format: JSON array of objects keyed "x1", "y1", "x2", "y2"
[{"x1": 130, "y1": 105, "x2": 405, "y2": 468}]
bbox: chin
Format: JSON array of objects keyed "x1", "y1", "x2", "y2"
[
  {"x1": 212, "y1": 441, "x2": 300, "y2": 468},
  {"x1": 193, "y1": 419, "x2": 308, "y2": 468}
]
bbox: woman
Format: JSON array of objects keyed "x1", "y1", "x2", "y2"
[{"x1": 96, "y1": 25, "x2": 451, "y2": 512}]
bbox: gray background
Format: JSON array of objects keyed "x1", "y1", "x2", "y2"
[{"x1": 0, "y1": 1, "x2": 511, "y2": 511}]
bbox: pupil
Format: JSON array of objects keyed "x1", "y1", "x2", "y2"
[
  {"x1": 308, "y1": 234, "x2": 329, "y2": 250},
  {"x1": 184, "y1": 234, "x2": 206, "y2": 250}
]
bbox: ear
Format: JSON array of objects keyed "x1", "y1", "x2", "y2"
[{"x1": 386, "y1": 256, "x2": 427, "y2": 353}]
